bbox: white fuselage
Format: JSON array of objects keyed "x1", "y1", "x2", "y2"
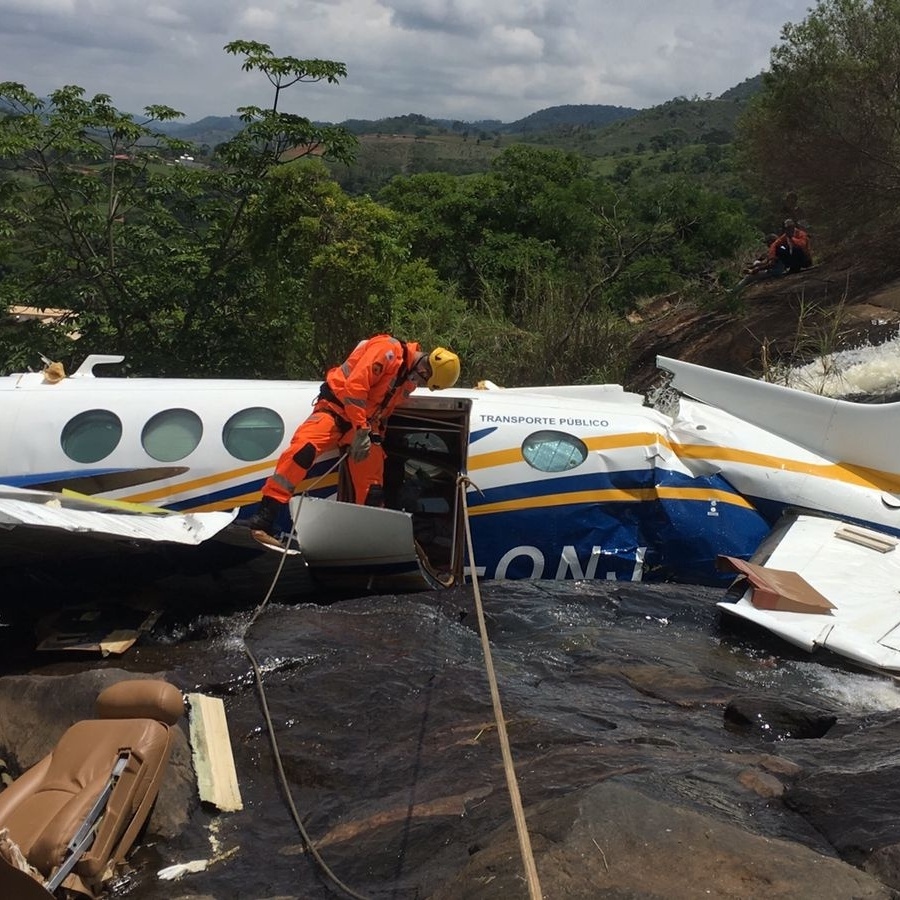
[{"x1": 4, "y1": 354, "x2": 900, "y2": 584}]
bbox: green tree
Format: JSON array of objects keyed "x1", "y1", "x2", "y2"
[
  {"x1": 0, "y1": 41, "x2": 357, "y2": 376},
  {"x1": 737, "y1": 0, "x2": 900, "y2": 240},
  {"x1": 379, "y1": 145, "x2": 753, "y2": 384},
  {"x1": 246, "y1": 161, "x2": 453, "y2": 374}
]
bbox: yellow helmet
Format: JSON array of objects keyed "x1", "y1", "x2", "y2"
[{"x1": 427, "y1": 347, "x2": 460, "y2": 390}]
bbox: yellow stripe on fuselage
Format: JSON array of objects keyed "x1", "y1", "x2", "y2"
[
  {"x1": 123, "y1": 459, "x2": 274, "y2": 503},
  {"x1": 116, "y1": 428, "x2": 900, "y2": 516},
  {"x1": 468, "y1": 486, "x2": 754, "y2": 517},
  {"x1": 670, "y1": 442, "x2": 900, "y2": 493},
  {"x1": 120, "y1": 460, "x2": 339, "y2": 511},
  {"x1": 469, "y1": 430, "x2": 900, "y2": 494}
]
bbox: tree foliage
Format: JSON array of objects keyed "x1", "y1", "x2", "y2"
[
  {"x1": 737, "y1": 0, "x2": 900, "y2": 240},
  {"x1": 244, "y1": 161, "x2": 459, "y2": 373},
  {"x1": 0, "y1": 42, "x2": 359, "y2": 376},
  {"x1": 0, "y1": 40, "x2": 770, "y2": 388},
  {"x1": 379, "y1": 145, "x2": 752, "y2": 384}
]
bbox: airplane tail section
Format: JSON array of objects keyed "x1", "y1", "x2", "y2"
[{"x1": 658, "y1": 356, "x2": 900, "y2": 479}]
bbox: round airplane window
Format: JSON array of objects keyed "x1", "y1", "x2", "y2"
[
  {"x1": 61, "y1": 409, "x2": 123, "y2": 463},
  {"x1": 522, "y1": 430, "x2": 588, "y2": 473},
  {"x1": 222, "y1": 407, "x2": 285, "y2": 461},
  {"x1": 142, "y1": 409, "x2": 203, "y2": 462}
]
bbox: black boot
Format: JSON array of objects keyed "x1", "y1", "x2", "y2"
[{"x1": 246, "y1": 495, "x2": 285, "y2": 537}]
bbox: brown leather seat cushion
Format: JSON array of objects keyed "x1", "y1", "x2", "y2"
[
  {"x1": 0, "y1": 679, "x2": 184, "y2": 883},
  {"x1": 95, "y1": 680, "x2": 184, "y2": 725}
]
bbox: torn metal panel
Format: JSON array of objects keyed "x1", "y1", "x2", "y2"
[
  {"x1": 0, "y1": 486, "x2": 237, "y2": 545},
  {"x1": 293, "y1": 495, "x2": 455, "y2": 592}
]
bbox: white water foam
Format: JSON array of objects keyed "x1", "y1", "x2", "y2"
[
  {"x1": 777, "y1": 328, "x2": 900, "y2": 398},
  {"x1": 738, "y1": 659, "x2": 900, "y2": 712},
  {"x1": 789, "y1": 661, "x2": 900, "y2": 712}
]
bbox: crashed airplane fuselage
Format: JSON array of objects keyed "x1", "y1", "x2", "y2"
[{"x1": 2, "y1": 353, "x2": 900, "y2": 592}]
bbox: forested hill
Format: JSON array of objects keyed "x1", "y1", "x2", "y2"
[
  {"x1": 501, "y1": 103, "x2": 638, "y2": 133},
  {"x1": 154, "y1": 115, "x2": 245, "y2": 146},
  {"x1": 146, "y1": 73, "x2": 766, "y2": 148},
  {"x1": 155, "y1": 104, "x2": 641, "y2": 144}
]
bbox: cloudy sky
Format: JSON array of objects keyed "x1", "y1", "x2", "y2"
[{"x1": 1, "y1": 0, "x2": 815, "y2": 125}]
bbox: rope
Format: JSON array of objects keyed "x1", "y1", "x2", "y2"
[
  {"x1": 242, "y1": 452, "x2": 371, "y2": 900},
  {"x1": 240, "y1": 458, "x2": 542, "y2": 898},
  {"x1": 457, "y1": 476, "x2": 544, "y2": 900}
]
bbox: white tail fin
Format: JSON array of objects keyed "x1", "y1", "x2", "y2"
[{"x1": 658, "y1": 356, "x2": 900, "y2": 477}]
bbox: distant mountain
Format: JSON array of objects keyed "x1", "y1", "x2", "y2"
[
  {"x1": 153, "y1": 115, "x2": 246, "y2": 146},
  {"x1": 153, "y1": 105, "x2": 643, "y2": 145},
  {"x1": 98, "y1": 76, "x2": 765, "y2": 149},
  {"x1": 717, "y1": 74, "x2": 764, "y2": 102},
  {"x1": 337, "y1": 106, "x2": 640, "y2": 137},
  {"x1": 340, "y1": 112, "x2": 503, "y2": 136},
  {"x1": 575, "y1": 94, "x2": 753, "y2": 156},
  {"x1": 500, "y1": 103, "x2": 639, "y2": 133}
]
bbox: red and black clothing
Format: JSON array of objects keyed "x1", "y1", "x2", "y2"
[{"x1": 768, "y1": 226, "x2": 812, "y2": 273}]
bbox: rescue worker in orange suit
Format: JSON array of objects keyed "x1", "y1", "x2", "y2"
[
  {"x1": 767, "y1": 218, "x2": 812, "y2": 274},
  {"x1": 247, "y1": 335, "x2": 461, "y2": 538}
]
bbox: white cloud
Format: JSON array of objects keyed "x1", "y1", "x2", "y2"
[
  {"x1": 0, "y1": 0, "x2": 75, "y2": 11},
  {"x1": 0, "y1": 0, "x2": 814, "y2": 123},
  {"x1": 487, "y1": 25, "x2": 544, "y2": 63},
  {"x1": 237, "y1": 6, "x2": 282, "y2": 31},
  {"x1": 145, "y1": 4, "x2": 190, "y2": 26}
]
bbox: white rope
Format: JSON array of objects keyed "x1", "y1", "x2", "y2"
[{"x1": 458, "y1": 476, "x2": 544, "y2": 900}]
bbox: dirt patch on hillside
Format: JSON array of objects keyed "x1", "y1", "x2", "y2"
[{"x1": 624, "y1": 256, "x2": 900, "y2": 393}]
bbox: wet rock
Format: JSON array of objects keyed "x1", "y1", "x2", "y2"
[
  {"x1": 430, "y1": 780, "x2": 892, "y2": 899},
  {"x1": 784, "y1": 768, "x2": 900, "y2": 886},
  {"x1": 724, "y1": 696, "x2": 838, "y2": 740},
  {"x1": 614, "y1": 662, "x2": 734, "y2": 708},
  {"x1": 625, "y1": 262, "x2": 900, "y2": 393},
  {"x1": 757, "y1": 753, "x2": 803, "y2": 778},
  {"x1": 4, "y1": 584, "x2": 900, "y2": 898},
  {"x1": 865, "y1": 845, "x2": 900, "y2": 893},
  {"x1": 738, "y1": 767, "x2": 785, "y2": 798}
]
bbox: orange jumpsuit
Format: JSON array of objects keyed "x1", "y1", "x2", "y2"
[
  {"x1": 262, "y1": 335, "x2": 421, "y2": 506},
  {"x1": 767, "y1": 226, "x2": 812, "y2": 271}
]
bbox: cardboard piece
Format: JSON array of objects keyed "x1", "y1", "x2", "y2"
[
  {"x1": 717, "y1": 555, "x2": 836, "y2": 615},
  {"x1": 36, "y1": 608, "x2": 160, "y2": 655}
]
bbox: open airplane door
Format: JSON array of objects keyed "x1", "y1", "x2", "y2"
[
  {"x1": 292, "y1": 496, "x2": 460, "y2": 592},
  {"x1": 291, "y1": 393, "x2": 470, "y2": 593}
]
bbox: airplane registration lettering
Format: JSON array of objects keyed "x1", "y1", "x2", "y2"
[
  {"x1": 555, "y1": 545, "x2": 602, "y2": 580},
  {"x1": 495, "y1": 546, "x2": 545, "y2": 579},
  {"x1": 493, "y1": 545, "x2": 647, "y2": 581}
]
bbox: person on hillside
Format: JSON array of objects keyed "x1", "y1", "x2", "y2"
[
  {"x1": 730, "y1": 220, "x2": 813, "y2": 294},
  {"x1": 768, "y1": 218, "x2": 812, "y2": 274},
  {"x1": 247, "y1": 334, "x2": 461, "y2": 539},
  {"x1": 730, "y1": 232, "x2": 779, "y2": 293}
]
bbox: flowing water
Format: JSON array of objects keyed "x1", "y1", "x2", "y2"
[{"x1": 776, "y1": 328, "x2": 900, "y2": 398}]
